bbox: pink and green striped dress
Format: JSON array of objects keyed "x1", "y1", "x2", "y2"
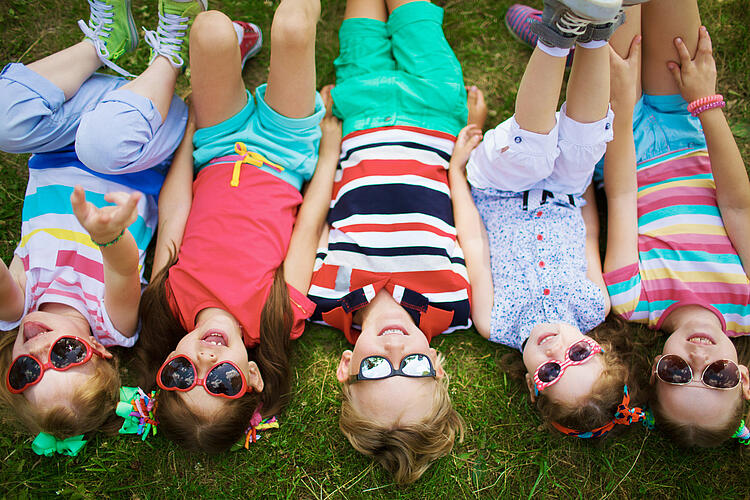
[{"x1": 603, "y1": 147, "x2": 750, "y2": 336}]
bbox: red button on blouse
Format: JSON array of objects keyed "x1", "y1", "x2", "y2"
[{"x1": 543, "y1": 288, "x2": 550, "y2": 295}]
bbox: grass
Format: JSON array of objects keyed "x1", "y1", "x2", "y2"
[{"x1": 1, "y1": 0, "x2": 750, "y2": 498}]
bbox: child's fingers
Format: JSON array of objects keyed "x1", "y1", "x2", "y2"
[
  {"x1": 626, "y1": 34, "x2": 642, "y2": 64},
  {"x1": 673, "y1": 37, "x2": 692, "y2": 66},
  {"x1": 70, "y1": 185, "x2": 90, "y2": 221},
  {"x1": 666, "y1": 61, "x2": 683, "y2": 88},
  {"x1": 696, "y1": 26, "x2": 713, "y2": 58},
  {"x1": 320, "y1": 84, "x2": 335, "y2": 117}
]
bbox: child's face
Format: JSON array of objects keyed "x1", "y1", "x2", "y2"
[
  {"x1": 654, "y1": 328, "x2": 750, "y2": 430},
  {"x1": 167, "y1": 308, "x2": 263, "y2": 416},
  {"x1": 12, "y1": 311, "x2": 111, "y2": 408},
  {"x1": 336, "y1": 290, "x2": 445, "y2": 427},
  {"x1": 522, "y1": 323, "x2": 604, "y2": 404}
]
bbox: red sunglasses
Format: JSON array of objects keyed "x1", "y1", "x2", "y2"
[
  {"x1": 6, "y1": 335, "x2": 107, "y2": 394},
  {"x1": 156, "y1": 355, "x2": 250, "y2": 399}
]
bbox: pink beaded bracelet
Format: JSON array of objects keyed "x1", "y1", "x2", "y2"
[
  {"x1": 687, "y1": 94, "x2": 723, "y2": 113},
  {"x1": 691, "y1": 100, "x2": 725, "y2": 117}
]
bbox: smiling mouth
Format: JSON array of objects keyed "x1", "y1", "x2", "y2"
[
  {"x1": 687, "y1": 334, "x2": 715, "y2": 345},
  {"x1": 201, "y1": 330, "x2": 228, "y2": 347},
  {"x1": 378, "y1": 327, "x2": 407, "y2": 336},
  {"x1": 537, "y1": 333, "x2": 557, "y2": 346},
  {"x1": 23, "y1": 321, "x2": 51, "y2": 342}
]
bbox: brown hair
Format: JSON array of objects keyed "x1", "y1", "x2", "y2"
[
  {"x1": 503, "y1": 316, "x2": 645, "y2": 438},
  {"x1": 338, "y1": 354, "x2": 465, "y2": 485},
  {"x1": 136, "y1": 250, "x2": 294, "y2": 452},
  {"x1": 0, "y1": 330, "x2": 120, "y2": 439},
  {"x1": 650, "y1": 336, "x2": 750, "y2": 447}
]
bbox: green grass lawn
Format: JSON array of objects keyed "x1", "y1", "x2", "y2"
[{"x1": 1, "y1": 0, "x2": 750, "y2": 497}]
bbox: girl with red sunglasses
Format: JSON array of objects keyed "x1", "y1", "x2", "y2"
[
  {"x1": 136, "y1": 1, "x2": 341, "y2": 453},
  {"x1": 604, "y1": 0, "x2": 750, "y2": 446}
]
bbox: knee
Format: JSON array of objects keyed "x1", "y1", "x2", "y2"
[
  {"x1": 190, "y1": 10, "x2": 238, "y2": 55},
  {"x1": 271, "y1": 0, "x2": 320, "y2": 51},
  {"x1": 76, "y1": 109, "x2": 144, "y2": 174}
]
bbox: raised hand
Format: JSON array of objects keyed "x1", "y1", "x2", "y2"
[
  {"x1": 450, "y1": 124, "x2": 483, "y2": 172},
  {"x1": 319, "y1": 84, "x2": 343, "y2": 161},
  {"x1": 609, "y1": 34, "x2": 641, "y2": 111},
  {"x1": 667, "y1": 26, "x2": 717, "y2": 102},
  {"x1": 70, "y1": 185, "x2": 141, "y2": 245}
]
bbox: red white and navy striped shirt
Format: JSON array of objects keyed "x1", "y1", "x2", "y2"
[{"x1": 307, "y1": 125, "x2": 472, "y2": 343}]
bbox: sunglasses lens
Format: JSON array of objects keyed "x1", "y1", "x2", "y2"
[
  {"x1": 49, "y1": 337, "x2": 87, "y2": 368},
  {"x1": 401, "y1": 354, "x2": 433, "y2": 377},
  {"x1": 703, "y1": 360, "x2": 740, "y2": 389},
  {"x1": 537, "y1": 362, "x2": 562, "y2": 383},
  {"x1": 657, "y1": 355, "x2": 692, "y2": 384},
  {"x1": 206, "y1": 362, "x2": 244, "y2": 397},
  {"x1": 360, "y1": 356, "x2": 391, "y2": 379},
  {"x1": 160, "y1": 357, "x2": 195, "y2": 389},
  {"x1": 568, "y1": 341, "x2": 593, "y2": 362},
  {"x1": 8, "y1": 356, "x2": 41, "y2": 391}
]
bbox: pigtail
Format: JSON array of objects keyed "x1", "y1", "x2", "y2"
[{"x1": 254, "y1": 265, "x2": 294, "y2": 417}]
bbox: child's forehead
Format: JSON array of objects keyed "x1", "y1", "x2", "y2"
[{"x1": 349, "y1": 377, "x2": 437, "y2": 423}]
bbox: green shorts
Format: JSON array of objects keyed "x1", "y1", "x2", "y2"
[{"x1": 331, "y1": 1, "x2": 467, "y2": 137}]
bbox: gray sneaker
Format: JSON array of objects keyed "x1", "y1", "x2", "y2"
[
  {"x1": 576, "y1": 10, "x2": 625, "y2": 43},
  {"x1": 530, "y1": 0, "x2": 622, "y2": 48}
]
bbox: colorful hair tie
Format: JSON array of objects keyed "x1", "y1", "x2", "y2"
[
  {"x1": 31, "y1": 432, "x2": 87, "y2": 457},
  {"x1": 691, "y1": 100, "x2": 725, "y2": 117},
  {"x1": 687, "y1": 94, "x2": 723, "y2": 113},
  {"x1": 231, "y1": 407, "x2": 279, "y2": 451},
  {"x1": 732, "y1": 419, "x2": 750, "y2": 445},
  {"x1": 641, "y1": 407, "x2": 656, "y2": 430},
  {"x1": 116, "y1": 386, "x2": 158, "y2": 441},
  {"x1": 551, "y1": 385, "x2": 645, "y2": 439}
]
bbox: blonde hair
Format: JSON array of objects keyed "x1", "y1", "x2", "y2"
[
  {"x1": 0, "y1": 330, "x2": 121, "y2": 439},
  {"x1": 650, "y1": 336, "x2": 750, "y2": 447},
  {"x1": 338, "y1": 354, "x2": 465, "y2": 485}
]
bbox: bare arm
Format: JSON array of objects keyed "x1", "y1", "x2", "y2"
[
  {"x1": 581, "y1": 186, "x2": 610, "y2": 315},
  {"x1": 603, "y1": 38, "x2": 641, "y2": 275},
  {"x1": 0, "y1": 256, "x2": 25, "y2": 322},
  {"x1": 668, "y1": 28, "x2": 750, "y2": 270},
  {"x1": 448, "y1": 125, "x2": 494, "y2": 339},
  {"x1": 151, "y1": 112, "x2": 196, "y2": 278},
  {"x1": 71, "y1": 187, "x2": 142, "y2": 337},
  {"x1": 284, "y1": 87, "x2": 340, "y2": 294}
]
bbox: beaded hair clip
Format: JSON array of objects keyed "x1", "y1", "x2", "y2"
[
  {"x1": 232, "y1": 407, "x2": 279, "y2": 451},
  {"x1": 732, "y1": 420, "x2": 750, "y2": 445}
]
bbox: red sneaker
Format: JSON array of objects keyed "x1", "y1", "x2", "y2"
[{"x1": 233, "y1": 20, "x2": 263, "y2": 70}]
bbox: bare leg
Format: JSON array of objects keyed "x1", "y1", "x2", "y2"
[
  {"x1": 345, "y1": 0, "x2": 387, "y2": 21},
  {"x1": 264, "y1": 0, "x2": 321, "y2": 119},
  {"x1": 119, "y1": 57, "x2": 179, "y2": 123},
  {"x1": 641, "y1": 0, "x2": 701, "y2": 95},
  {"x1": 566, "y1": 44, "x2": 609, "y2": 123},
  {"x1": 466, "y1": 86, "x2": 487, "y2": 128},
  {"x1": 386, "y1": 0, "x2": 429, "y2": 13},
  {"x1": 515, "y1": 48, "x2": 566, "y2": 134},
  {"x1": 608, "y1": 5, "x2": 642, "y2": 100},
  {"x1": 190, "y1": 10, "x2": 248, "y2": 129},
  {"x1": 27, "y1": 42, "x2": 102, "y2": 100}
]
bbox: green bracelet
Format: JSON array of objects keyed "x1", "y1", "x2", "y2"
[{"x1": 93, "y1": 229, "x2": 125, "y2": 248}]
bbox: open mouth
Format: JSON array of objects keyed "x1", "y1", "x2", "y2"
[
  {"x1": 378, "y1": 327, "x2": 407, "y2": 336},
  {"x1": 23, "y1": 321, "x2": 51, "y2": 342},
  {"x1": 687, "y1": 334, "x2": 715, "y2": 345},
  {"x1": 201, "y1": 330, "x2": 228, "y2": 347},
  {"x1": 537, "y1": 333, "x2": 557, "y2": 346}
]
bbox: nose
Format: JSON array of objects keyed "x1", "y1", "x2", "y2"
[
  {"x1": 688, "y1": 351, "x2": 709, "y2": 380},
  {"x1": 382, "y1": 335, "x2": 406, "y2": 353},
  {"x1": 197, "y1": 349, "x2": 217, "y2": 363}
]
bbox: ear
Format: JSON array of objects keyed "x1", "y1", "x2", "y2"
[
  {"x1": 90, "y1": 339, "x2": 113, "y2": 359},
  {"x1": 430, "y1": 348, "x2": 446, "y2": 379},
  {"x1": 525, "y1": 373, "x2": 537, "y2": 403},
  {"x1": 246, "y1": 361, "x2": 264, "y2": 393},
  {"x1": 740, "y1": 364, "x2": 750, "y2": 401},
  {"x1": 336, "y1": 350, "x2": 353, "y2": 383}
]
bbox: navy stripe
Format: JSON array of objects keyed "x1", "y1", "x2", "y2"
[
  {"x1": 328, "y1": 242, "x2": 450, "y2": 259},
  {"x1": 328, "y1": 184, "x2": 454, "y2": 226},
  {"x1": 341, "y1": 141, "x2": 451, "y2": 163}
]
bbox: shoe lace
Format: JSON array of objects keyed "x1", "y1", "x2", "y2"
[
  {"x1": 556, "y1": 11, "x2": 590, "y2": 36},
  {"x1": 143, "y1": 12, "x2": 189, "y2": 68},
  {"x1": 77, "y1": 0, "x2": 134, "y2": 78}
]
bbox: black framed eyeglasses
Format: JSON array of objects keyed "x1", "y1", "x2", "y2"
[{"x1": 349, "y1": 354, "x2": 436, "y2": 383}]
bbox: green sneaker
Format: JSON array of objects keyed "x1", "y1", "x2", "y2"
[
  {"x1": 78, "y1": 0, "x2": 139, "y2": 77},
  {"x1": 143, "y1": 0, "x2": 208, "y2": 70}
]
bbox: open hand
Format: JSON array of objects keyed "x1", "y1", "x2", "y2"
[
  {"x1": 667, "y1": 26, "x2": 717, "y2": 103},
  {"x1": 609, "y1": 34, "x2": 641, "y2": 110},
  {"x1": 71, "y1": 185, "x2": 141, "y2": 245}
]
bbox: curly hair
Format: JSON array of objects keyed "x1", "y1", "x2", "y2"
[
  {"x1": 338, "y1": 353, "x2": 465, "y2": 485},
  {"x1": 0, "y1": 330, "x2": 121, "y2": 439}
]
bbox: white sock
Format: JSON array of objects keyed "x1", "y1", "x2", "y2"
[
  {"x1": 536, "y1": 39, "x2": 570, "y2": 58},
  {"x1": 233, "y1": 22, "x2": 243, "y2": 46},
  {"x1": 577, "y1": 39, "x2": 607, "y2": 49}
]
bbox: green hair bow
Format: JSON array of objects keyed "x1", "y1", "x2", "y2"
[
  {"x1": 31, "y1": 432, "x2": 87, "y2": 457},
  {"x1": 116, "y1": 386, "x2": 158, "y2": 440}
]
